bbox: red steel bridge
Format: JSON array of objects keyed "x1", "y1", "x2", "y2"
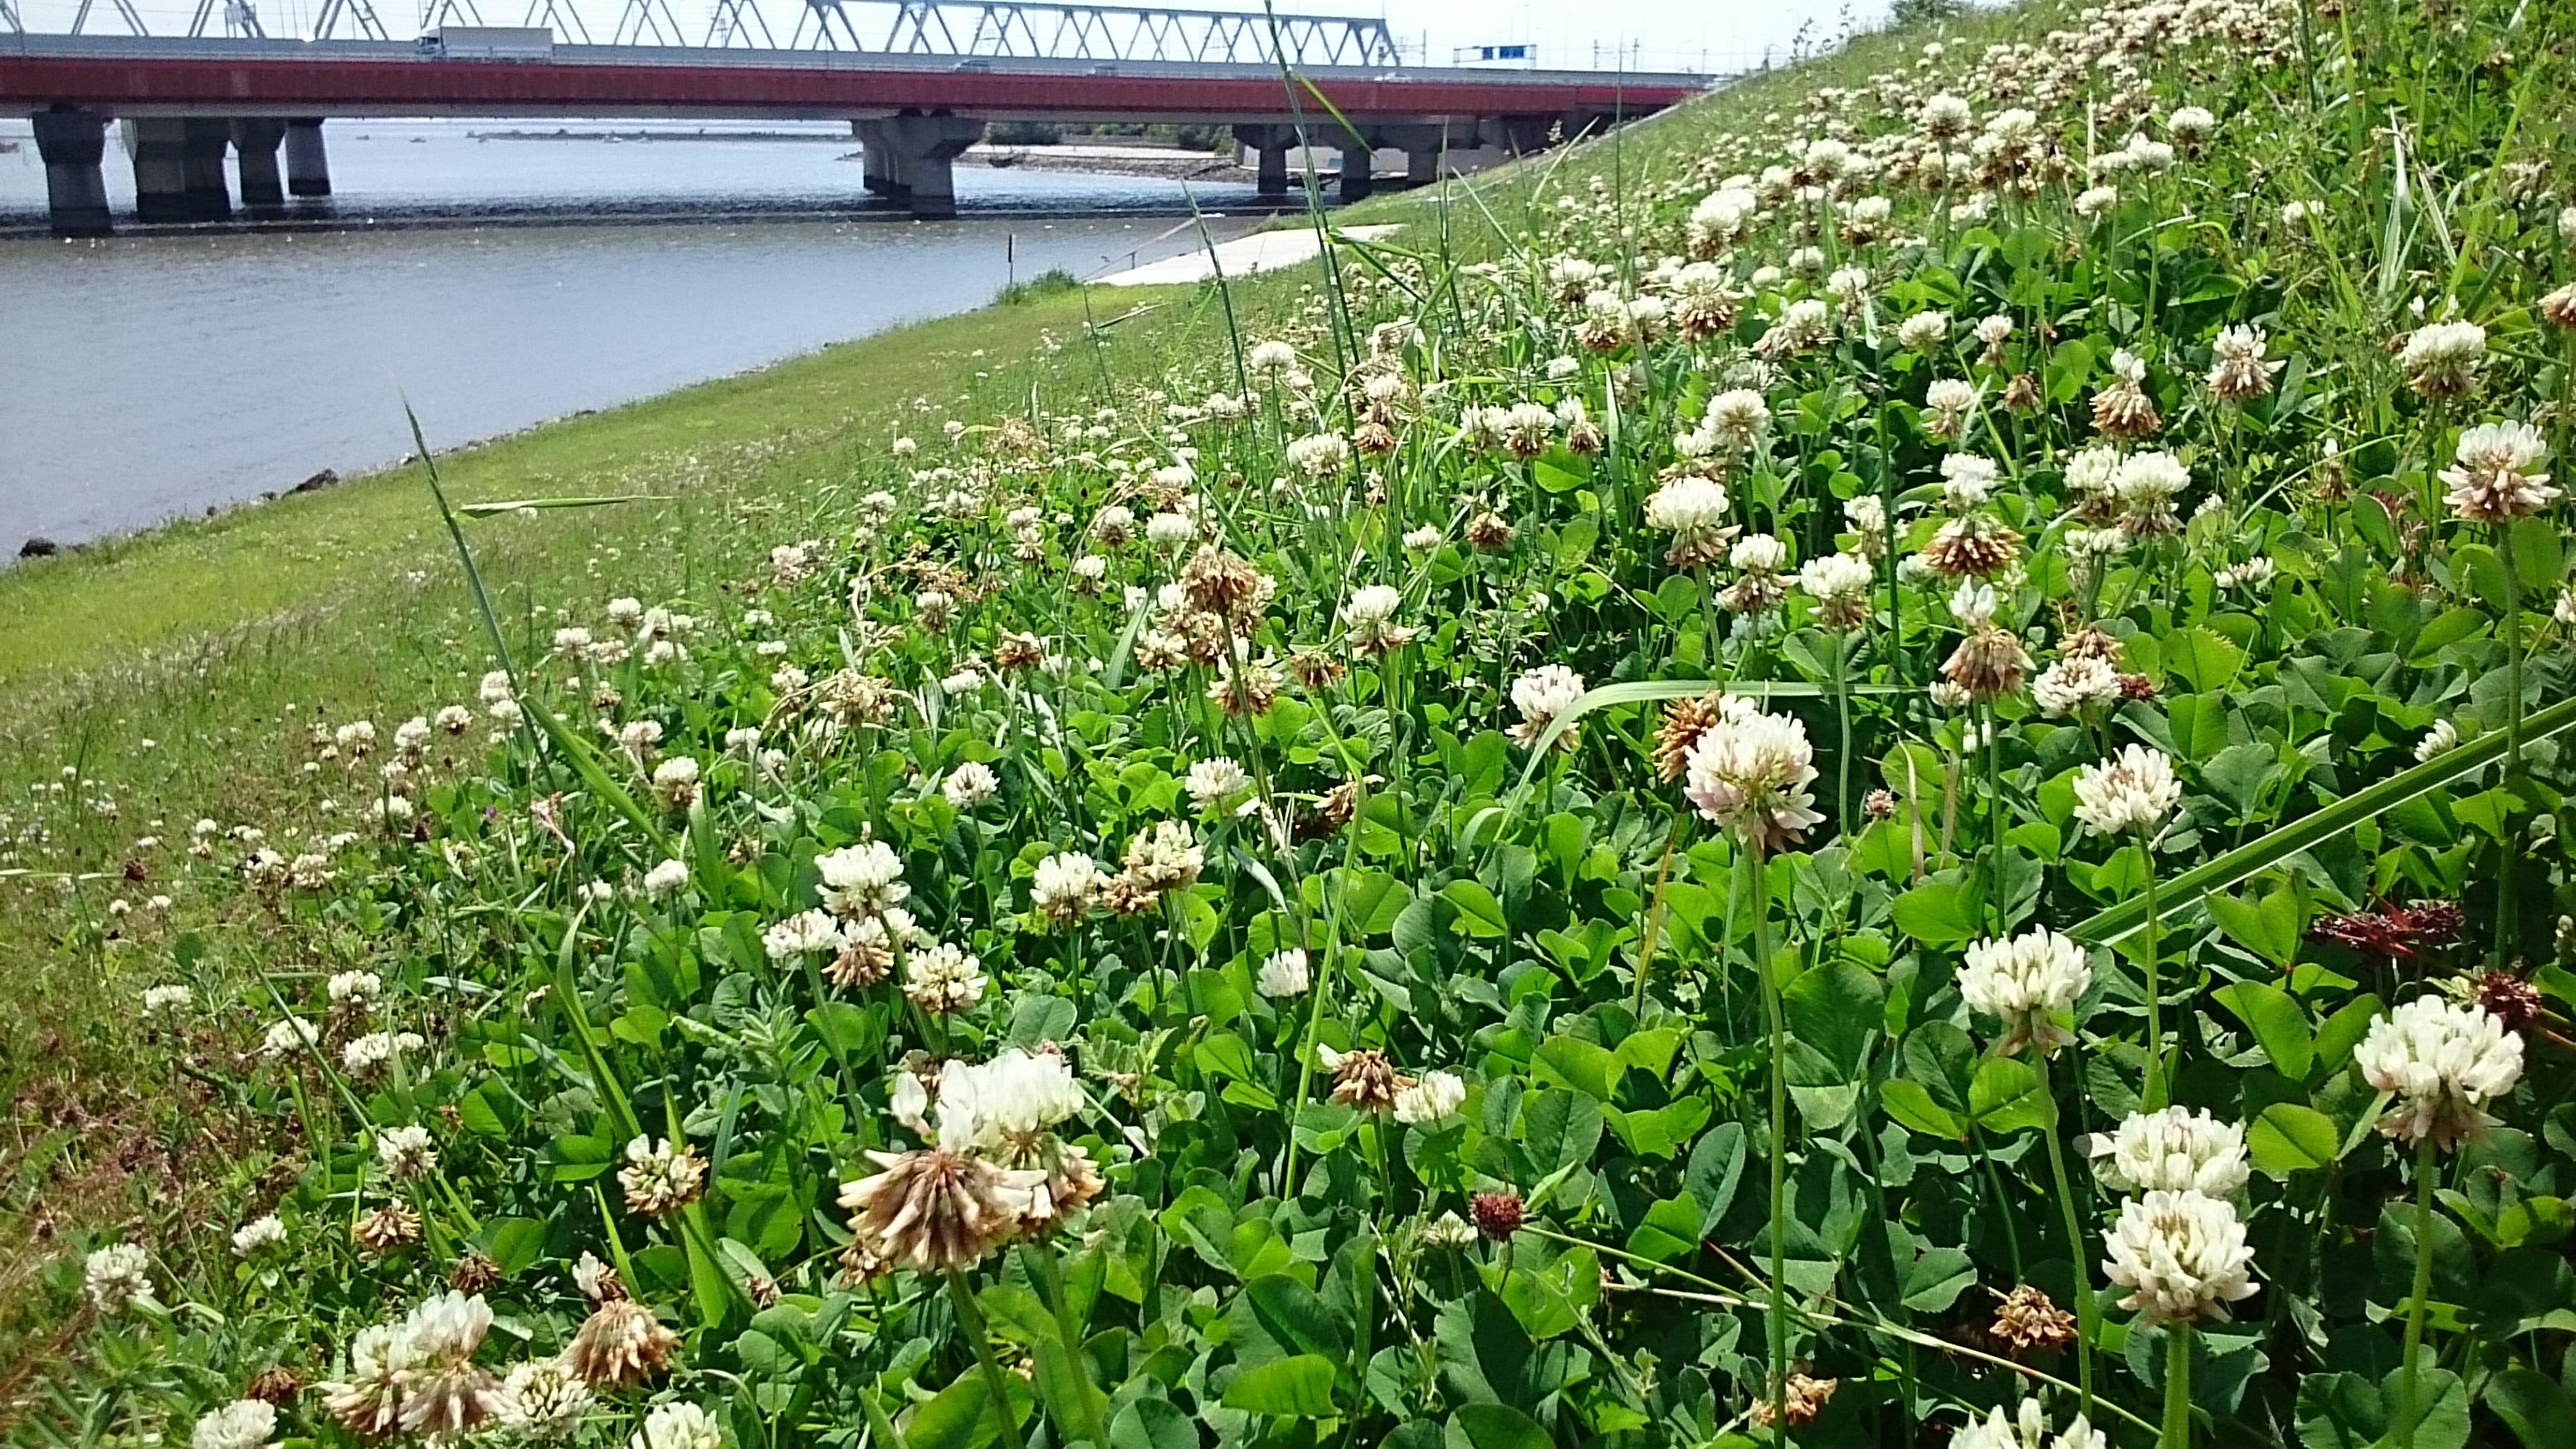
[{"x1": 2, "y1": 3, "x2": 1710, "y2": 233}]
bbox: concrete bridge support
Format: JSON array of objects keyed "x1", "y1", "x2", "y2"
[
  {"x1": 30, "y1": 107, "x2": 113, "y2": 238},
  {"x1": 854, "y1": 114, "x2": 986, "y2": 219},
  {"x1": 1374, "y1": 123, "x2": 1446, "y2": 189},
  {"x1": 284, "y1": 118, "x2": 332, "y2": 198},
  {"x1": 125, "y1": 118, "x2": 192, "y2": 223},
  {"x1": 1232, "y1": 124, "x2": 1296, "y2": 198},
  {"x1": 181, "y1": 119, "x2": 233, "y2": 219},
  {"x1": 1329, "y1": 126, "x2": 1375, "y2": 202},
  {"x1": 232, "y1": 119, "x2": 288, "y2": 211}
]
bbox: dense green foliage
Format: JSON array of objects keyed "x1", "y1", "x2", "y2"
[{"x1": 15, "y1": 2, "x2": 2576, "y2": 1448}]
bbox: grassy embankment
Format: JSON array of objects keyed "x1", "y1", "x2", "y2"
[{"x1": 0, "y1": 9, "x2": 1976, "y2": 1390}]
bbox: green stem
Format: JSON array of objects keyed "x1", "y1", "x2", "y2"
[
  {"x1": 2498, "y1": 520, "x2": 2523, "y2": 960},
  {"x1": 1027, "y1": 1245, "x2": 1111, "y2": 1449},
  {"x1": 1749, "y1": 842, "x2": 1788, "y2": 1449},
  {"x1": 2138, "y1": 830, "x2": 2168, "y2": 1110},
  {"x1": 947, "y1": 1270, "x2": 1028, "y2": 1449},
  {"x1": 2398, "y1": 1136, "x2": 2438, "y2": 1449},
  {"x1": 2162, "y1": 1321, "x2": 2193, "y2": 1449},
  {"x1": 2036, "y1": 1050, "x2": 2098, "y2": 1414}
]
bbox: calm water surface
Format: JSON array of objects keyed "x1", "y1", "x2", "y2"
[{"x1": 0, "y1": 120, "x2": 1259, "y2": 547}]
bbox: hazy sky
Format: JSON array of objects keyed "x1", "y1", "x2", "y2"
[{"x1": 15, "y1": 0, "x2": 1885, "y2": 73}]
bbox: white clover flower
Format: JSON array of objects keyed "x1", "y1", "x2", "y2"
[
  {"x1": 1185, "y1": 758, "x2": 1251, "y2": 812},
  {"x1": 1683, "y1": 709, "x2": 1824, "y2": 851},
  {"x1": 1393, "y1": 1070, "x2": 1466, "y2": 1125},
  {"x1": 1144, "y1": 511, "x2": 1196, "y2": 549},
  {"x1": 2101, "y1": 1189, "x2": 2259, "y2": 1325},
  {"x1": 2071, "y1": 744, "x2": 2181, "y2": 836},
  {"x1": 939, "y1": 1048, "x2": 1085, "y2": 1158},
  {"x1": 232, "y1": 1214, "x2": 286, "y2": 1257},
  {"x1": 2087, "y1": 1107, "x2": 2251, "y2": 1197},
  {"x1": 2355, "y1": 997, "x2": 2526, "y2": 1150},
  {"x1": 1701, "y1": 388, "x2": 1772, "y2": 452},
  {"x1": 1798, "y1": 551, "x2": 1875, "y2": 631},
  {"x1": 2399, "y1": 320, "x2": 2487, "y2": 397},
  {"x1": 632, "y1": 1401, "x2": 725, "y2": 1449},
  {"x1": 1402, "y1": 525, "x2": 1443, "y2": 551},
  {"x1": 2440, "y1": 421, "x2": 2555, "y2": 523},
  {"x1": 1959, "y1": 926, "x2": 2092, "y2": 1053},
  {"x1": 1954, "y1": 1397, "x2": 2105, "y2": 1449},
  {"x1": 1256, "y1": 949, "x2": 1312, "y2": 998},
  {"x1": 1940, "y1": 453, "x2": 1998, "y2": 508},
  {"x1": 2075, "y1": 185, "x2": 2120, "y2": 217},
  {"x1": 942, "y1": 761, "x2": 1000, "y2": 808},
  {"x1": 377, "y1": 1125, "x2": 439, "y2": 1181},
  {"x1": 2032, "y1": 655, "x2": 2122, "y2": 718},
  {"x1": 1920, "y1": 93, "x2": 1973, "y2": 136},
  {"x1": 1897, "y1": 310, "x2": 1950, "y2": 351},
  {"x1": 1644, "y1": 477, "x2": 1734, "y2": 566},
  {"x1": 1339, "y1": 584, "x2": 1415, "y2": 652},
  {"x1": 1731, "y1": 534, "x2": 1789, "y2": 573},
  {"x1": 1949, "y1": 579, "x2": 1998, "y2": 629},
  {"x1": 495, "y1": 1358, "x2": 592, "y2": 1442},
  {"x1": 817, "y1": 840, "x2": 908, "y2": 918},
  {"x1": 328, "y1": 969, "x2": 383, "y2": 1003},
  {"x1": 2415, "y1": 719, "x2": 2458, "y2": 763},
  {"x1": 641, "y1": 859, "x2": 690, "y2": 898},
  {"x1": 1509, "y1": 666, "x2": 1588, "y2": 753},
  {"x1": 1032, "y1": 852, "x2": 1103, "y2": 924},
  {"x1": 904, "y1": 943, "x2": 988, "y2": 1014},
  {"x1": 142, "y1": 984, "x2": 193, "y2": 1017},
  {"x1": 262, "y1": 1017, "x2": 320, "y2": 1057},
  {"x1": 191, "y1": 1399, "x2": 279, "y2": 1449},
  {"x1": 763, "y1": 910, "x2": 845, "y2": 961},
  {"x1": 84, "y1": 1242, "x2": 154, "y2": 1313},
  {"x1": 2167, "y1": 105, "x2": 2216, "y2": 142}
]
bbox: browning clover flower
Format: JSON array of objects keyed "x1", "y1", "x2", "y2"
[
  {"x1": 1683, "y1": 707, "x2": 1825, "y2": 851},
  {"x1": 2439, "y1": 421, "x2": 2554, "y2": 523}
]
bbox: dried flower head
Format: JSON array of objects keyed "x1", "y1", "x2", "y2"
[
  {"x1": 619, "y1": 1136, "x2": 708, "y2": 1219},
  {"x1": 1318, "y1": 1044, "x2": 1412, "y2": 1111},
  {"x1": 1989, "y1": 1286, "x2": 2079, "y2": 1354},
  {"x1": 564, "y1": 1299, "x2": 680, "y2": 1387}
]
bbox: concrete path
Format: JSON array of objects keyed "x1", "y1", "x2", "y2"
[{"x1": 1095, "y1": 223, "x2": 1403, "y2": 285}]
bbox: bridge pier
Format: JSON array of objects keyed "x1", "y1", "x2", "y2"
[
  {"x1": 30, "y1": 108, "x2": 113, "y2": 238},
  {"x1": 1375, "y1": 124, "x2": 1445, "y2": 189},
  {"x1": 856, "y1": 114, "x2": 986, "y2": 219},
  {"x1": 1330, "y1": 127, "x2": 1374, "y2": 202},
  {"x1": 1232, "y1": 124, "x2": 1296, "y2": 198},
  {"x1": 285, "y1": 119, "x2": 332, "y2": 198},
  {"x1": 232, "y1": 119, "x2": 289, "y2": 212},
  {"x1": 125, "y1": 119, "x2": 193, "y2": 223},
  {"x1": 182, "y1": 119, "x2": 235, "y2": 220}
]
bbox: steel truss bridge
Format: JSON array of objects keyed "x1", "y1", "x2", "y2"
[
  {"x1": 3, "y1": 2, "x2": 1710, "y2": 232},
  {"x1": 6, "y1": 0, "x2": 1406, "y2": 66}
]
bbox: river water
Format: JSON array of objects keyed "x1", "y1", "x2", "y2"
[{"x1": 0, "y1": 119, "x2": 1262, "y2": 549}]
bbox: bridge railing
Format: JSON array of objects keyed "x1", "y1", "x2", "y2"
[{"x1": 7, "y1": 0, "x2": 1408, "y2": 66}]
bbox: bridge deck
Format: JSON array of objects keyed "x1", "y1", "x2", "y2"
[{"x1": 1, "y1": 37, "x2": 1710, "y2": 121}]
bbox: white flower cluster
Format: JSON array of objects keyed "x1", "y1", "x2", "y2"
[
  {"x1": 2071, "y1": 744, "x2": 2181, "y2": 837},
  {"x1": 1682, "y1": 706, "x2": 1824, "y2": 851},
  {"x1": 1959, "y1": 926, "x2": 2091, "y2": 1054},
  {"x1": 2354, "y1": 996, "x2": 2525, "y2": 1150}
]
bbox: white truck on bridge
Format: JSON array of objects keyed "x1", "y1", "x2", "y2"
[{"x1": 415, "y1": 27, "x2": 556, "y2": 61}]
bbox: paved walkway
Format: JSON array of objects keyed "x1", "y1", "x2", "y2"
[{"x1": 1095, "y1": 223, "x2": 1403, "y2": 285}]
